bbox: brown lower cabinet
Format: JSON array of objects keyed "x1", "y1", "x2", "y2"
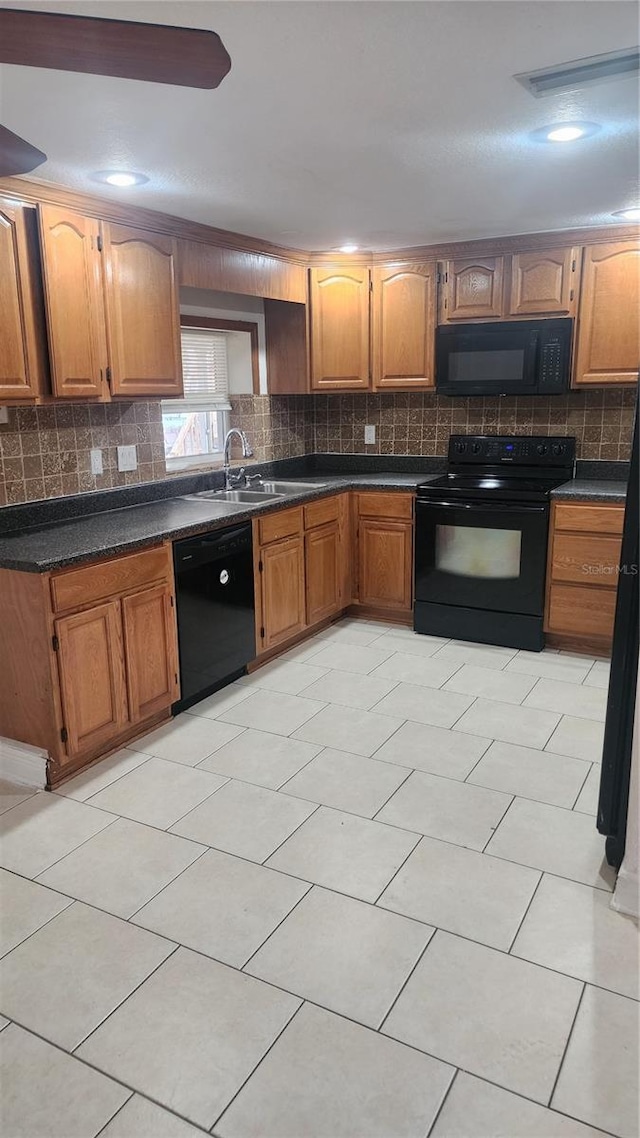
[
  {"x1": 0, "y1": 544, "x2": 179, "y2": 786},
  {"x1": 544, "y1": 500, "x2": 624, "y2": 653},
  {"x1": 353, "y1": 492, "x2": 414, "y2": 617}
]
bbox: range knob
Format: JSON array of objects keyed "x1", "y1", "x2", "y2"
[
  {"x1": 471, "y1": 442, "x2": 482, "y2": 454},
  {"x1": 552, "y1": 443, "x2": 565, "y2": 456},
  {"x1": 536, "y1": 443, "x2": 548, "y2": 456},
  {"x1": 454, "y1": 441, "x2": 467, "y2": 454}
]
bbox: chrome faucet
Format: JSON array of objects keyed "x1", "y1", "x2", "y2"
[{"x1": 223, "y1": 428, "x2": 253, "y2": 489}]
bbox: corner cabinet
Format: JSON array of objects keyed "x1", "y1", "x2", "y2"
[
  {"x1": 573, "y1": 240, "x2": 640, "y2": 386},
  {"x1": 0, "y1": 200, "x2": 49, "y2": 403},
  {"x1": 37, "y1": 205, "x2": 183, "y2": 400},
  {"x1": 103, "y1": 223, "x2": 183, "y2": 396},
  {"x1": 0, "y1": 544, "x2": 180, "y2": 787},
  {"x1": 371, "y1": 264, "x2": 435, "y2": 389},
  {"x1": 309, "y1": 266, "x2": 370, "y2": 390},
  {"x1": 354, "y1": 492, "x2": 414, "y2": 617}
]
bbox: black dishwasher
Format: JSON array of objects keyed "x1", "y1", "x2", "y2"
[{"x1": 173, "y1": 523, "x2": 255, "y2": 712}]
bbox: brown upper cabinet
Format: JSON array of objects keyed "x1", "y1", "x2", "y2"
[
  {"x1": 309, "y1": 262, "x2": 437, "y2": 392},
  {"x1": 102, "y1": 223, "x2": 183, "y2": 397},
  {"x1": 371, "y1": 264, "x2": 436, "y2": 389},
  {"x1": 0, "y1": 200, "x2": 49, "y2": 403},
  {"x1": 440, "y1": 256, "x2": 505, "y2": 320},
  {"x1": 440, "y1": 247, "x2": 580, "y2": 322},
  {"x1": 573, "y1": 240, "x2": 640, "y2": 387},
  {"x1": 309, "y1": 266, "x2": 370, "y2": 390},
  {"x1": 38, "y1": 204, "x2": 109, "y2": 399},
  {"x1": 508, "y1": 247, "x2": 579, "y2": 316},
  {"x1": 38, "y1": 205, "x2": 183, "y2": 400}
]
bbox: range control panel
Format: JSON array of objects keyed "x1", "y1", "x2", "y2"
[{"x1": 448, "y1": 434, "x2": 576, "y2": 466}]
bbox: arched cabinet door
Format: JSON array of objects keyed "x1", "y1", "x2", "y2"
[
  {"x1": 0, "y1": 201, "x2": 48, "y2": 402},
  {"x1": 509, "y1": 247, "x2": 578, "y2": 315},
  {"x1": 574, "y1": 240, "x2": 640, "y2": 386},
  {"x1": 309, "y1": 266, "x2": 370, "y2": 389},
  {"x1": 103, "y1": 223, "x2": 183, "y2": 397},
  {"x1": 372, "y1": 263, "x2": 436, "y2": 389},
  {"x1": 441, "y1": 256, "x2": 505, "y2": 320},
  {"x1": 38, "y1": 204, "x2": 108, "y2": 399}
]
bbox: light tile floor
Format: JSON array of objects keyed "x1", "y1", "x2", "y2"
[{"x1": 0, "y1": 618, "x2": 637, "y2": 1138}]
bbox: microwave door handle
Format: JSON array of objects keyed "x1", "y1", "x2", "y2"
[{"x1": 423, "y1": 500, "x2": 547, "y2": 514}]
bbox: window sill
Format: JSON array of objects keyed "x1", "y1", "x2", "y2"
[{"x1": 166, "y1": 455, "x2": 225, "y2": 474}]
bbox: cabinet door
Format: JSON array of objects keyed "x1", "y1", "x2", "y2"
[
  {"x1": 122, "y1": 583, "x2": 179, "y2": 723},
  {"x1": 306, "y1": 522, "x2": 341, "y2": 625},
  {"x1": 55, "y1": 601, "x2": 128, "y2": 759},
  {"x1": 574, "y1": 241, "x2": 640, "y2": 386},
  {"x1": 260, "y1": 536, "x2": 306, "y2": 650},
  {"x1": 38, "y1": 205, "x2": 108, "y2": 399},
  {"x1": 442, "y1": 256, "x2": 505, "y2": 320},
  {"x1": 357, "y1": 519, "x2": 413, "y2": 611},
  {"x1": 372, "y1": 263, "x2": 436, "y2": 389},
  {"x1": 509, "y1": 247, "x2": 578, "y2": 316},
  {"x1": 309, "y1": 267, "x2": 370, "y2": 389},
  {"x1": 0, "y1": 202, "x2": 48, "y2": 402},
  {"x1": 103, "y1": 223, "x2": 183, "y2": 397}
]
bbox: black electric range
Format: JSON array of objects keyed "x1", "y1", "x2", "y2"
[{"x1": 414, "y1": 434, "x2": 576, "y2": 651}]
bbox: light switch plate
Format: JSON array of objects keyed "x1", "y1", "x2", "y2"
[
  {"x1": 90, "y1": 448, "x2": 103, "y2": 475},
  {"x1": 364, "y1": 424, "x2": 376, "y2": 444},
  {"x1": 117, "y1": 445, "x2": 137, "y2": 472}
]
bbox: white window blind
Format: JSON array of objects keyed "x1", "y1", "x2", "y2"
[{"x1": 176, "y1": 327, "x2": 231, "y2": 411}]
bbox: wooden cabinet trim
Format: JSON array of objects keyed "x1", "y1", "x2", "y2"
[{"x1": 51, "y1": 545, "x2": 173, "y2": 613}]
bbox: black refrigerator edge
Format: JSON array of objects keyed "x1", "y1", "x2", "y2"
[{"x1": 598, "y1": 395, "x2": 639, "y2": 868}]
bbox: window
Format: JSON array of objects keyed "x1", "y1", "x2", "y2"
[{"x1": 162, "y1": 327, "x2": 231, "y2": 470}]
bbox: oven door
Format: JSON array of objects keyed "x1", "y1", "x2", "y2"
[{"x1": 415, "y1": 498, "x2": 549, "y2": 616}]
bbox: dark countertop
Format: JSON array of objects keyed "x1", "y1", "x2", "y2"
[
  {"x1": 552, "y1": 480, "x2": 628, "y2": 503},
  {"x1": 0, "y1": 474, "x2": 434, "y2": 573}
]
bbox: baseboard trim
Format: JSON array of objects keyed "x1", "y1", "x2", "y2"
[
  {"x1": 0, "y1": 736, "x2": 48, "y2": 789},
  {"x1": 612, "y1": 865, "x2": 640, "y2": 919}
]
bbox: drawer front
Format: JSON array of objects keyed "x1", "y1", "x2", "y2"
[
  {"x1": 547, "y1": 583, "x2": 617, "y2": 640},
  {"x1": 304, "y1": 495, "x2": 340, "y2": 530},
  {"x1": 258, "y1": 505, "x2": 303, "y2": 545},
  {"x1": 554, "y1": 502, "x2": 625, "y2": 535},
  {"x1": 357, "y1": 491, "x2": 414, "y2": 521},
  {"x1": 51, "y1": 546, "x2": 172, "y2": 613},
  {"x1": 551, "y1": 532, "x2": 623, "y2": 585}
]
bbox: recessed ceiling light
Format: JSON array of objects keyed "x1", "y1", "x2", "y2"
[
  {"x1": 612, "y1": 206, "x2": 640, "y2": 221},
  {"x1": 532, "y1": 122, "x2": 600, "y2": 143},
  {"x1": 339, "y1": 243, "x2": 359, "y2": 253},
  {"x1": 92, "y1": 170, "x2": 149, "y2": 187}
]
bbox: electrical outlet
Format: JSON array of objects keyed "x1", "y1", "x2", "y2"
[
  {"x1": 117, "y1": 445, "x2": 137, "y2": 472},
  {"x1": 90, "y1": 448, "x2": 103, "y2": 475},
  {"x1": 364, "y1": 424, "x2": 376, "y2": 444},
  {"x1": 0, "y1": 406, "x2": 9, "y2": 424}
]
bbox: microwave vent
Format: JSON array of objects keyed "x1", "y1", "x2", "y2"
[{"x1": 515, "y1": 47, "x2": 640, "y2": 97}]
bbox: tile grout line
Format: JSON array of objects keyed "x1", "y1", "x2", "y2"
[
  {"x1": 505, "y1": 870, "x2": 545, "y2": 954},
  {"x1": 125, "y1": 845, "x2": 212, "y2": 923},
  {"x1": 570, "y1": 759, "x2": 595, "y2": 811},
  {"x1": 546, "y1": 981, "x2": 587, "y2": 1109},
  {"x1": 372, "y1": 833, "x2": 425, "y2": 906},
  {"x1": 91, "y1": 1090, "x2": 137, "y2": 1138},
  {"x1": 424, "y1": 1066, "x2": 460, "y2": 1138},
  {"x1": 209, "y1": 1000, "x2": 306, "y2": 1134},
  {"x1": 240, "y1": 880, "x2": 315, "y2": 973}
]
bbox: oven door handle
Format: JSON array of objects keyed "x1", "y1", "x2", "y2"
[{"x1": 417, "y1": 499, "x2": 547, "y2": 514}]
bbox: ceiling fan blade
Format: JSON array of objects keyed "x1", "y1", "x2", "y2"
[
  {"x1": 0, "y1": 7, "x2": 231, "y2": 89},
  {"x1": 0, "y1": 124, "x2": 46, "y2": 177}
]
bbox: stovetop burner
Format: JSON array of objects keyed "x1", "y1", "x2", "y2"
[{"x1": 418, "y1": 434, "x2": 576, "y2": 503}]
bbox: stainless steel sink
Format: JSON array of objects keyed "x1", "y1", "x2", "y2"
[
  {"x1": 255, "y1": 480, "x2": 326, "y2": 494},
  {"x1": 179, "y1": 489, "x2": 282, "y2": 503}
]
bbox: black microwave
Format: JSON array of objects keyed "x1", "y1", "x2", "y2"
[{"x1": 435, "y1": 317, "x2": 573, "y2": 397}]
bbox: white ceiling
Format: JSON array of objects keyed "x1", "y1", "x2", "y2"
[{"x1": 1, "y1": 0, "x2": 638, "y2": 250}]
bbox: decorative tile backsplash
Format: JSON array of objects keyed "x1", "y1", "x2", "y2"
[{"x1": 0, "y1": 388, "x2": 634, "y2": 507}]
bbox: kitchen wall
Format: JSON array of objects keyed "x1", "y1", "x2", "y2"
[{"x1": 0, "y1": 387, "x2": 633, "y2": 507}]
